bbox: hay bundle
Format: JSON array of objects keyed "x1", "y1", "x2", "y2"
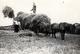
[
  {"x1": 23, "y1": 14, "x2": 36, "y2": 25},
  {"x1": 17, "y1": 11, "x2": 24, "y2": 17},
  {"x1": 2, "y1": 6, "x2": 14, "y2": 18},
  {"x1": 15, "y1": 12, "x2": 29, "y2": 21},
  {"x1": 31, "y1": 14, "x2": 51, "y2": 24},
  {"x1": 30, "y1": 14, "x2": 51, "y2": 33},
  {"x1": 23, "y1": 14, "x2": 36, "y2": 29},
  {"x1": 15, "y1": 12, "x2": 36, "y2": 29}
]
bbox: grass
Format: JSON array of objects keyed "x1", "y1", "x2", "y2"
[{"x1": 0, "y1": 30, "x2": 80, "y2": 54}]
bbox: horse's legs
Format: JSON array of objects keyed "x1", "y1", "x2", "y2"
[
  {"x1": 53, "y1": 33, "x2": 56, "y2": 38},
  {"x1": 52, "y1": 30, "x2": 56, "y2": 38},
  {"x1": 52, "y1": 29, "x2": 54, "y2": 37},
  {"x1": 61, "y1": 32, "x2": 65, "y2": 40}
]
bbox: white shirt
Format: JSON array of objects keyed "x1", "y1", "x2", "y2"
[{"x1": 14, "y1": 20, "x2": 20, "y2": 25}]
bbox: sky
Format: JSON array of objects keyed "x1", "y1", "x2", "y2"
[{"x1": 0, "y1": 0, "x2": 80, "y2": 26}]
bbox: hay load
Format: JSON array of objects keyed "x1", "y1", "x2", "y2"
[
  {"x1": 2, "y1": 6, "x2": 14, "y2": 18},
  {"x1": 31, "y1": 14, "x2": 51, "y2": 24},
  {"x1": 15, "y1": 12, "x2": 36, "y2": 29},
  {"x1": 15, "y1": 11, "x2": 29, "y2": 21},
  {"x1": 30, "y1": 14, "x2": 51, "y2": 33},
  {"x1": 23, "y1": 14, "x2": 36, "y2": 29},
  {"x1": 15, "y1": 12, "x2": 51, "y2": 33}
]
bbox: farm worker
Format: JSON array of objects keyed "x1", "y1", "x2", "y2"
[
  {"x1": 31, "y1": 2, "x2": 36, "y2": 14},
  {"x1": 13, "y1": 20, "x2": 20, "y2": 32}
]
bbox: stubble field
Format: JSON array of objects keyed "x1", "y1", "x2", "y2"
[{"x1": 0, "y1": 30, "x2": 80, "y2": 54}]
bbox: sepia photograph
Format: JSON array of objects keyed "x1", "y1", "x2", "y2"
[{"x1": 0, "y1": 0, "x2": 80, "y2": 54}]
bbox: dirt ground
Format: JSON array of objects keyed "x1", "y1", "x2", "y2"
[{"x1": 0, "y1": 30, "x2": 80, "y2": 54}]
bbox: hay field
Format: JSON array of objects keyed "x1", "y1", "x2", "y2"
[{"x1": 0, "y1": 30, "x2": 80, "y2": 54}]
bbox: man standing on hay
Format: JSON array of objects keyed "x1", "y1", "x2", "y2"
[{"x1": 31, "y1": 2, "x2": 36, "y2": 14}]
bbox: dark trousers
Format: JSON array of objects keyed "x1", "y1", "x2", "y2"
[{"x1": 14, "y1": 25, "x2": 19, "y2": 32}]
